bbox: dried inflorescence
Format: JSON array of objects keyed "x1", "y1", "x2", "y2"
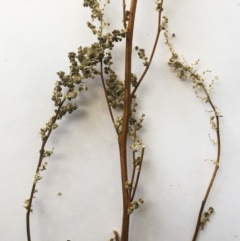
[
  {"x1": 25, "y1": 0, "x2": 129, "y2": 220},
  {"x1": 164, "y1": 19, "x2": 222, "y2": 240},
  {"x1": 137, "y1": 48, "x2": 149, "y2": 66},
  {"x1": 25, "y1": 1, "x2": 167, "y2": 240},
  {"x1": 25, "y1": 1, "x2": 221, "y2": 241},
  {"x1": 164, "y1": 21, "x2": 221, "y2": 142},
  {"x1": 127, "y1": 198, "x2": 144, "y2": 215},
  {"x1": 103, "y1": 52, "x2": 125, "y2": 109}
]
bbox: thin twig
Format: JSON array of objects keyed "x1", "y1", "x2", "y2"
[
  {"x1": 122, "y1": 0, "x2": 127, "y2": 29},
  {"x1": 130, "y1": 151, "x2": 136, "y2": 197},
  {"x1": 131, "y1": 0, "x2": 164, "y2": 96},
  {"x1": 100, "y1": 61, "x2": 116, "y2": 126},
  {"x1": 98, "y1": 7, "x2": 116, "y2": 130},
  {"x1": 192, "y1": 85, "x2": 221, "y2": 241},
  {"x1": 131, "y1": 146, "x2": 145, "y2": 201},
  {"x1": 26, "y1": 96, "x2": 67, "y2": 241},
  {"x1": 114, "y1": 230, "x2": 121, "y2": 241},
  {"x1": 129, "y1": 126, "x2": 137, "y2": 197}
]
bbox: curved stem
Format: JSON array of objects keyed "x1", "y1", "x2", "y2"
[
  {"x1": 192, "y1": 85, "x2": 221, "y2": 241},
  {"x1": 114, "y1": 230, "x2": 121, "y2": 241},
  {"x1": 26, "y1": 96, "x2": 67, "y2": 241}
]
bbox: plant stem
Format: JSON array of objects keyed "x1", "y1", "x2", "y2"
[
  {"x1": 98, "y1": 7, "x2": 116, "y2": 130},
  {"x1": 118, "y1": 1, "x2": 138, "y2": 240},
  {"x1": 132, "y1": 0, "x2": 164, "y2": 96},
  {"x1": 26, "y1": 96, "x2": 67, "y2": 241},
  {"x1": 122, "y1": 0, "x2": 127, "y2": 29},
  {"x1": 131, "y1": 146, "x2": 145, "y2": 201},
  {"x1": 130, "y1": 151, "x2": 136, "y2": 197},
  {"x1": 100, "y1": 61, "x2": 116, "y2": 126},
  {"x1": 191, "y1": 85, "x2": 221, "y2": 241}
]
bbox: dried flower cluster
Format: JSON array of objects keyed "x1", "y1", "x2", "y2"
[
  {"x1": 164, "y1": 21, "x2": 222, "y2": 240},
  {"x1": 25, "y1": 1, "x2": 222, "y2": 241},
  {"x1": 127, "y1": 198, "x2": 144, "y2": 214}
]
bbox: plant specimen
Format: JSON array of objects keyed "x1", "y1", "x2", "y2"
[
  {"x1": 164, "y1": 28, "x2": 221, "y2": 240},
  {"x1": 24, "y1": 1, "x2": 221, "y2": 241}
]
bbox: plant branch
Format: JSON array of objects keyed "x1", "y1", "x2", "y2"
[
  {"x1": 131, "y1": 0, "x2": 164, "y2": 96},
  {"x1": 131, "y1": 146, "x2": 145, "y2": 201},
  {"x1": 118, "y1": 1, "x2": 138, "y2": 240},
  {"x1": 26, "y1": 96, "x2": 67, "y2": 241},
  {"x1": 114, "y1": 230, "x2": 121, "y2": 241},
  {"x1": 192, "y1": 85, "x2": 221, "y2": 241},
  {"x1": 98, "y1": 6, "x2": 117, "y2": 131},
  {"x1": 129, "y1": 151, "x2": 136, "y2": 196},
  {"x1": 100, "y1": 61, "x2": 116, "y2": 127},
  {"x1": 122, "y1": 0, "x2": 127, "y2": 29}
]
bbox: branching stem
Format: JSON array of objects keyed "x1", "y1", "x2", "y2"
[{"x1": 118, "y1": 1, "x2": 138, "y2": 240}]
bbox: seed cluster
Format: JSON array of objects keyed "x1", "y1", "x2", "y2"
[
  {"x1": 25, "y1": 0, "x2": 148, "y2": 226},
  {"x1": 137, "y1": 48, "x2": 149, "y2": 66},
  {"x1": 200, "y1": 207, "x2": 214, "y2": 230},
  {"x1": 127, "y1": 198, "x2": 144, "y2": 215},
  {"x1": 104, "y1": 52, "x2": 125, "y2": 109}
]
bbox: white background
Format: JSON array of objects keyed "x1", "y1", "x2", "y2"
[{"x1": 1, "y1": 0, "x2": 240, "y2": 241}]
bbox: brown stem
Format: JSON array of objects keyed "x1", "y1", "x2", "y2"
[
  {"x1": 100, "y1": 61, "x2": 116, "y2": 126},
  {"x1": 192, "y1": 85, "x2": 221, "y2": 241},
  {"x1": 26, "y1": 96, "x2": 67, "y2": 241},
  {"x1": 132, "y1": 0, "x2": 164, "y2": 96},
  {"x1": 118, "y1": 1, "x2": 138, "y2": 240},
  {"x1": 114, "y1": 230, "x2": 121, "y2": 241},
  {"x1": 131, "y1": 146, "x2": 145, "y2": 201},
  {"x1": 98, "y1": 7, "x2": 116, "y2": 130},
  {"x1": 129, "y1": 151, "x2": 136, "y2": 197},
  {"x1": 122, "y1": 0, "x2": 127, "y2": 29},
  {"x1": 129, "y1": 126, "x2": 137, "y2": 197}
]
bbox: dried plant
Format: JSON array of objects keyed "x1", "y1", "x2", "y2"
[
  {"x1": 164, "y1": 25, "x2": 221, "y2": 240},
  {"x1": 24, "y1": 1, "x2": 222, "y2": 241}
]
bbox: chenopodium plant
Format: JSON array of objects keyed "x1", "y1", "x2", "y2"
[
  {"x1": 24, "y1": 1, "x2": 221, "y2": 241},
  {"x1": 164, "y1": 23, "x2": 222, "y2": 241}
]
